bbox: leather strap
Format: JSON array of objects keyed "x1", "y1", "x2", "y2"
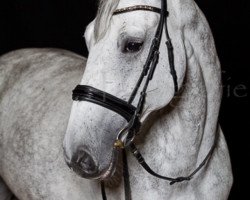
[
  {"x1": 122, "y1": 150, "x2": 132, "y2": 200},
  {"x1": 73, "y1": 85, "x2": 136, "y2": 122},
  {"x1": 113, "y1": 5, "x2": 162, "y2": 15},
  {"x1": 129, "y1": 137, "x2": 218, "y2": 185},
  {"x1": 101, "y1": 181, "x2": 107, "y2": 200}
]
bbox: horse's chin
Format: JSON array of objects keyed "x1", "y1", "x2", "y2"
[
  {"x1": 99, "y1": 149, "x2": 123, "y2": 188},
  {"x1": 99, "y1": 159, "x2": 117, "y2": 180}
]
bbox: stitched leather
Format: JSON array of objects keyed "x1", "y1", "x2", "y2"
[{"x1": 73, "y1": 85, "x2": 136, "y2": 122}]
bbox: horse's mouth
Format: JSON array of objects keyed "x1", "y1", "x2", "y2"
[
  {"x1": 99, "y1": 148, "x2": 122, "y2": 181},
  {"x1": 98, "y1": 148, "x2": 123, "y2": 188}
]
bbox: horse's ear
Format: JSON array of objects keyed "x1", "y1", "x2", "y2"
[{"x1": 84, "y1": 20, "x2": 96, "y2": 51}]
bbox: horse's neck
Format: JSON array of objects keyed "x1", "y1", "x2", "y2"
[{"x1": 128, "y1": 53, "x2": 220, "y2": 186}]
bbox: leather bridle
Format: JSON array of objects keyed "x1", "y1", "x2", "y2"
[{"x1": 72, "y1": 0, "x2": 218, "y2": 199}]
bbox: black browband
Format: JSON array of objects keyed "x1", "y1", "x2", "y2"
[{"x1": 72, "y1": 1, "x2": 217, "y2": 200}]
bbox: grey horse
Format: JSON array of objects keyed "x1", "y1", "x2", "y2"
[
  {"x1": 0, "y1": 48, "x2": 94, "y2": 199},
  {"x1": 0, "y1": 0, "x2": 233, "y2": 199}
]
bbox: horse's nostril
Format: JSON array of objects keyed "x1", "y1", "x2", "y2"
[
  {"x1": 71, "y1": 147, "x2": 98, "y2": 176},
  {"x1": 77, "y1": 150, "x2": 96, "y2": 172}
]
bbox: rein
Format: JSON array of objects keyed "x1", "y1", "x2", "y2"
[{"x1": 72, "y1": 0, "x2": 218, "y2": 199}]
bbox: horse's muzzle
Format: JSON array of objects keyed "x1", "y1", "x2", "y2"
[{"x1": 64, "y1": 146, "x2": 99, "y2": 178}]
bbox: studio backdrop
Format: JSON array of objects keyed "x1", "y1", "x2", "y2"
[{"x1": 0, "y1": 0, "x2": 248, "y2": 199}]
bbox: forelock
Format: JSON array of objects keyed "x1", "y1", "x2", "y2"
[{"x1": 94, "y1": 0, "x2": 120, "y2": 41}]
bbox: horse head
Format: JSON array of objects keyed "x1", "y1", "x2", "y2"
[{"x1": 63, "y1": 0, "x2": 186, "y2": 180}]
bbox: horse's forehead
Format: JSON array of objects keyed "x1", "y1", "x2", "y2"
[
  {"x1": 118, "y1": 0, "x2": 160, "y2": 8},
  {"x1": 112, "y1": 0, "x2": 159, "y2": 31},
  {"x1": 113, "y1": 12, "x2": 158, "y2": 33}
]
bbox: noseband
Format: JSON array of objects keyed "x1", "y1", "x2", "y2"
[{"x1": 72, "y1": 0, "x2": 217, "y2": 199}]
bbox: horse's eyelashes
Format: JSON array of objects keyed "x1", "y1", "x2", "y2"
[{"x1": 121, "y1": 37, "x2": 143, "y2": 53}]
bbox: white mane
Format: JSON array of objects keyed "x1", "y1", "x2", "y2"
[{"x1": 94, "y1": 0, "x2": 120, "y2": 41}]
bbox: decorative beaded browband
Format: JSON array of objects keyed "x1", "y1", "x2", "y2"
[{"x1": 113, "y1": 5, "x2": 162, "y2": 15}]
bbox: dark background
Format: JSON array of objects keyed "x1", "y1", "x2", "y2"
[{"x1": 0, "y1": 0, "x2": 248, "y2": 199}]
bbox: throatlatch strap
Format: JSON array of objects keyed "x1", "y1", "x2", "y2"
[{"x1": 129, "y1": 124, "x2": 218, "y2": 185}]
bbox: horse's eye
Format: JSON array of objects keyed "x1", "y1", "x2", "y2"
[{"x1": 123, "y1": 41, "x2": 143, "y2": 53}]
